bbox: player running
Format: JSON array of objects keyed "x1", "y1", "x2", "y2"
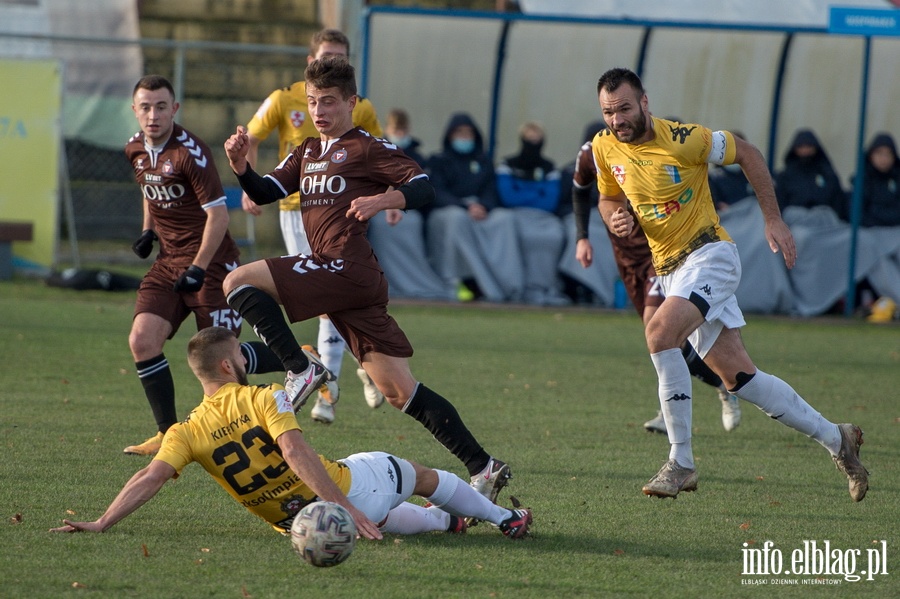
[
  {"x1": 570, "y1": 122, "x2": 741, "y2": 433},
  {"x1": 592, "y1": 67, "x2": 868, "y2": 501},
  {"x1": 123, "y1": 75, "x2": 282, "y2": 456},
  {"x1": 221, "y1": 56, "x2": 512, "y2": 507}
]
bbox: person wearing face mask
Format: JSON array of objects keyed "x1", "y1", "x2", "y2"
[
  {"x1": 367, "y1": 109, "x2": 454, "y2": 301},
  {"x1": 496, "y1": 121, "x2": 569, "y2": 305},
  {"x1": 709, "y1": 131, "x2": 754, "y2": 212},
  {"x1": 384, "y1": 109, "x2": 427, "y2": 167},
  {"x1": 426, "y1": 113, "x2": 524, "y2": 302},
  {"x1": 774, "y1": 129, "x2": 848, "y2": 221}
]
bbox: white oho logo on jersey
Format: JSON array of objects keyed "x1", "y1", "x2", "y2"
[
  {"x1": 300, "y1": 174, "x2": 346, "y2": 196},
  {"x1": 141, "y1": 183, "x2": 186, "y2": 202}
]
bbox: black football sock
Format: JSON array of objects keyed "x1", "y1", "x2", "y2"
[
  {"x1": 226, "y1": 285, "x2": 308, "y2": 373},
  {"x1": 136, "y1": 354, "x2": 177, "y2": 433},
  {"x1": 403, "y1": 384, "x2": 490, "y2": 477},
  {"x1": 240, "y1": 341, "x2": 284, "y2": 374},
  {"x1": 682, "y1": 342, "x2": 723, "y2": 389}
]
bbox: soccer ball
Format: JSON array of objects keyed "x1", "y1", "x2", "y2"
[{"x1": 290, "y1": 502, "x2": 358, "y2": 567}]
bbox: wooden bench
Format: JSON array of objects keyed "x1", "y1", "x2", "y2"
[{"x1": 0, "y1": 221, "x2": 34, "y2": 280}]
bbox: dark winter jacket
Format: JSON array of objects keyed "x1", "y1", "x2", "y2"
[
  {"x1": 775, "y1": 129, "x2": 848, "y2": 220},
  {"x1": 853, "y1": 133, "x2": 900, "y2": 227},
  {"x1": 427, "y1": 113, "x2": 499, "y2": 211}
]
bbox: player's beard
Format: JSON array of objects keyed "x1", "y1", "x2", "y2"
[
  {"x1": 235, "y1": 366, "x2": 250, "y2": 386},
  {"x1": 614, "y1": 107, "x2": 649, "y2": 143}
]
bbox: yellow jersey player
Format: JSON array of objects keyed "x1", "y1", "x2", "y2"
[
  {"x1": 241, "y1": 28, "x2": 386, "y2": 425},
  {"x1": 592, "y1": 67, "x2": 867, "y2": 502},
  {"x1": 51, "y1": 327, "x2": 531, "y2": 540}
]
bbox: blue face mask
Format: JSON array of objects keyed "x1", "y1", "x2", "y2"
[
  {"x1": 451, "y1": 138, "x2": 475, "y2": 154},
  {"x1": 388, "y1": 134, "x2": 411, "y2": 149}
]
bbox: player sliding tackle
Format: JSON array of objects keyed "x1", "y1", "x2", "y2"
[{"x1": 51, "y1": 327, "x2": 532, "y2": 539}]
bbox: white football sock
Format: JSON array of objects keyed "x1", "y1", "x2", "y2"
[
  {"x1": 426, "y1": 470, "x2": 510, "y2": 526},
  {"x1": 734, "y1": 370, "x2": 841, "y2": 454},
  {"x1": 380, "y1": 502, "x2": 449, "y2": 534},
  {"x1": 317, "y1": 317, "x2": 345, "y2": 379},
  {"x1": 651, "y1": 348, "x2": 694, "y2": 468}
]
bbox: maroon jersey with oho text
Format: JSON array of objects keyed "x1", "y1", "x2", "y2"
[
  {"x1": 574, "y1": 138, "x2": 653, "y2": 272},
  {"x1": 125, "y1": 124, "x2": 239, "y2": 268},
  {"x1": 265, "y1": 127, "x2": 426, "y2": 268}
]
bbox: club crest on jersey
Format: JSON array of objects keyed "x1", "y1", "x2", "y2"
[
  {"x1": 612, "y1": 164, "x2": 626, "y2": 186},
  {"x1": 331, "y1": 149, "x2": 348, "y2": 163},
  {"x1": 162, "y1": 159, "x2": 174, "y2": 175},
  {"x1": 290, "y1": 110, "x2": 305, "y2": 128}
]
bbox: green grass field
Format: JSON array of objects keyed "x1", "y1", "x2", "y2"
[{"x1": 2, "y1": 278, "x2": 898, "y2": 598}]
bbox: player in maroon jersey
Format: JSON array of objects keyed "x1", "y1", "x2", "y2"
[
  {"x1": 123, "y1": 75, "x2": 282, "y2": 456},
  {"x1": 221, "y1": 57, "x2": 511, "y2": 506},
  {"x1": 569, "y1": 122, "x2": 741, "y2": 434}
]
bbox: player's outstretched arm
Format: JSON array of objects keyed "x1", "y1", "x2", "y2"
[
  {"x1": 732, "y1": 136, "x2": 796, "y2": 268},
  {"x1": 50, "y1": 461, "x2": 176, "y2": 533},
  {"x1": 276, "y1": 430, "x2": 383, "y2": 541}
]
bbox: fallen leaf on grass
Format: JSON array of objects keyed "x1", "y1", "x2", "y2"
[
  {"x1": 141, "y1": 543, "x2": 150, "y2": 557},
  {"x1": 739, "y1": 521, "x2": 751, "y2": 531},
  {"x1": 72, "y1": 582, "x2": 86, "y2": 589},
  {"x1": 10, "y1": 513, "x2": 23, "y2": 524}
]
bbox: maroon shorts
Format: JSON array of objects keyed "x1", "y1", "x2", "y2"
[
  {"x1": 134, "y1": 260, "x2": 241, "y2": 338},
  {"x1": 266, "y1": 254, "x2": 413, "y2": 361},
  {"x1": 619, "y1": 258, "x2": 663, "y2": 317}
]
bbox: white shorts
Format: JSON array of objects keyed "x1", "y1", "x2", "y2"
[
  {"x1": 658, "y1": 241, "x2": 746, "y2": 358},
  {"x1": 279, "y1": 209, "x2": 311, "y2": 255},
  {"x1": 339, "y1": 451, "x2": 416, "y2": 523}
]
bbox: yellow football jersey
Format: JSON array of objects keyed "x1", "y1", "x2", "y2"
[
  {"x1": 247, "y1": 81, "x2": 384, "y2": 211},
  {"x1": 155, "y1": 382, "x2": 351, "y2": 533},
  {"x1": 593, "y1": 117, "x2": 736, "y2": 274}
]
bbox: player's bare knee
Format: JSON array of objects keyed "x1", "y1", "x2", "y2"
[
  {"x1": 222, "y1": 268, "x2": 242, "y2": 295},
  {"x1": 410, "y1": 462, "x2": 438, "y2": 497},
  {"x1": 128, "y1": 330, "x2": 162, "y2": 359},
  {"x1": 644, "y1": 327, "x2": 678, "y2": 354}
]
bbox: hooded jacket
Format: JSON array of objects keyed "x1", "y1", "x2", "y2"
[
  {"x1": 427, "y1": 113, "x2": 499, "y2": 211},
  {"x1": 856, "y1": 133, "x2": 900, "y2": 227},
  {"x1": 775, "y1": 129, "x2": 848, "y2": 220}
]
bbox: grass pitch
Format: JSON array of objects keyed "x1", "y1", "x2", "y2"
[{"x1": 2, "y1": 278, "x2": 898, "y2": 598}]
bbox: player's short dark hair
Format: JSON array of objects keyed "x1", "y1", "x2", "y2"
[
  {"x1": 597, "y1": 67, "x2": 645, "y2": 97},
  {"x1": 187, "y1": 327, "x2": 237, "y2": 379},
  {"x1": 305, "y1": 56, "x2": 357, "y2": 100},
  {"x1": 310, "y1": 28, "x2": 350, "y2": 56},
  {"x1": 133, "y1": 75, "x2": 175, "y2": 99}
]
